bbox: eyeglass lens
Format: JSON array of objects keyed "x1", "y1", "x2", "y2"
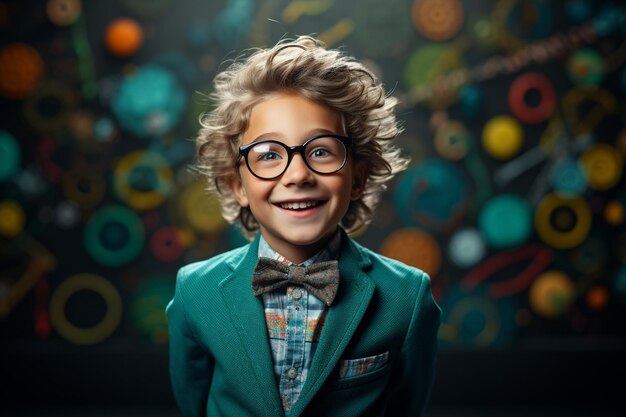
[{"x1": 246, "y1": 136, "x2": 347, "y2": 179}]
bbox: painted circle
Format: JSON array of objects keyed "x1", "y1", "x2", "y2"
[
  {"x1": 434, "y1": 121, "x2": 470, "y2": 160},
  {"x1": 46, "y1": 0, "x2": 82, "y2": 26},
  {"x1": 579, "y1": 144, "x2": 622, "y2": 191},
  {"x1": 412, "y1": 0, "x2": 464, "y2": 41},
  {"x1": 0, "y1": 130, "x2": 20, "y2": 180},
  {"x1": 105, "y1": 18, "x2": 144, "y2": 57},
  {"x1": 84, "y1": 205, "x2": 145, "y2": 267},
  {"x1": 62, "y1": 169, "x2": 106, "y2": 208},
  {"x1": 448, "y1": 227, "x2": 486, "y2": 268},
  {"x1": 529, "y1": 270, "x2": 574, "y2": 318},
  {"x1": 404, "y1": 43, "x2": 465, "y2": 109},
  {"x1": 479, "y1": 194, "x2": 532, "y2": 249},
  {"x1": 534, "y1": 193, "x2": 591, "y2": 249},
  {"x1": 180, "y1": 180, "x2": 228, "y2": 233},
  {"x1": 150, "y1": 226, "x2": 185, "y2": 262},
  {"x1": 549, "y1": 158, "x2": 587, "y2": 196},
  {"x1": 393, "y1": 159, "x2": 469, "y2": 232},
  {"x1": 508, "y1": 72, "x2": 556, "y2": 124},
  {"x1": 50, "y1": 273, "x2": 122, "y2": 345},
  {"x1": 0, "y1": 200, "x2": 26, "y2": 237},
  {"x1": 605, "y1": 200, "x2": 625, "y2": 225},
  {"x1": 379, "y1": 228, "x2": 441, "y2": 277},
  {"x1": 0, "y1": 43, "x2": 44, "y2": 99},
  {"x1": 114, "y1": 150, "x2": 173, "y2": 211},
  {"x1": 567, "y1": 48, "x2": 605, "y2": 87},
  {"x1": 482, "y1": 116, "x2": 523, "y2": 159}
]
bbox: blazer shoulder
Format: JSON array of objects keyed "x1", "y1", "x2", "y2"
[
  {"x1": 176, "y1": 243, "x2": 250, "y2": 287},
  {"x1": 352, "y1": 241, "x2": 431, "y2": 297}
]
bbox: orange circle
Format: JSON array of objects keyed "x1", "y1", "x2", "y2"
[
  {"x1": 379, "y1": 228, "x2": 441, "y2": 278},
  {"x1": 529, "y1": 270, "x2": 574, "y2": 318},
  {"x1": 0, "y1": 43, "x2": 44, "y2": 99},
  {"x1": 105, "y1": 18, "x2": 144, "y2": 57},
  {"x1": 412, "y1": 0, "x2": 464, "y2": 41},
  {"x1": 605, "y1": 200, "x2": 625, "y2": 225},
  {"x1": 586, "y1": 286, "x2": 608, "y2": 310}
]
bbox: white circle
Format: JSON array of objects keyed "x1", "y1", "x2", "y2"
[{"x1": 449, "y1": 228, "x2": 486, "y2": 268}]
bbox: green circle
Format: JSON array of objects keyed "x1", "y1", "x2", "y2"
[
  {"x1": 85, "y1": 205, "x2": 145, "y2": 267},
  {"x1": 130, "y1": 276, "x2": 174, "y2": 344},
  {"x1": 479, "y1": 194, "x2": 532, "y2": 249},
  {"x1": 404, "y1": 43, "x2": 465, "y2": 107},
  {"x1": 0, "y1": 130, "x2": 20, "y2": 180},
  {"x1": 567, "y1": 48, "x2": 605, "y2": 87}
]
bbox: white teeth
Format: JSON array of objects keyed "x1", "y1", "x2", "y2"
[{"x1": 280, "y1": 201, "x2": 319, "y2": 210}]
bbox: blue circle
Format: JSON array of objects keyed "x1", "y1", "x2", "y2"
[
  {"x1": 394, "y1": 159, "x2": 470, "y2": 230},
  {"x1": 479, "y1": 194, "x2": 532, "y2": 249},
  {"x1": 550, "y1": 158, "x2": 587, "y2": 196}
]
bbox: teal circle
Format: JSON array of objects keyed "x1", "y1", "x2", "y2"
[
  {"x1": 85, "y1": 205, "x2": 145, "y2": 267},
  {"x1": 0, "y1": 130, "x2": 20, "y2": 180},
  {"x1": 479, "y1": 194, "x2": 532, "y2": 249}
]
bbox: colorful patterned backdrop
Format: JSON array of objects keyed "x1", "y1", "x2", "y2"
[{"x1": 1, "y1": 0, "x2": 626, "y2": 351}]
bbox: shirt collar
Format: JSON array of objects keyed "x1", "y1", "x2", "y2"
[{"x1": 257, "y1": 228, "x2": 342, "y2": 266}]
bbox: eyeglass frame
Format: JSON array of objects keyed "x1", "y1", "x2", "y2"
[{"x1": 237, "y1": 134, "x2": 353, "y2": 180}]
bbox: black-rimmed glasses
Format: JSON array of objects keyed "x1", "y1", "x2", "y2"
[{"x1": 238, "y1": 134, "x2": 352, "y2": 180}]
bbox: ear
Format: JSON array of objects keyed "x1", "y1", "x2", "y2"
[
  {"x1": 229, "y1": 173, "x2": 249, "y2": 207},
  {"x1": 350, "y1": 160, "x2": 367, "y2": 200}
]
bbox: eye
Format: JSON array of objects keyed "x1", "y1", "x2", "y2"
[
  {"x1": 257, "y1": 151, "x2": 283, "y2": 162},
  {"x1": 309, "y1": 147, "x2": 332, "y2": 159}
]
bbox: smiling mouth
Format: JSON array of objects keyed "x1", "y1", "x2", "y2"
[{"x1": 277, "y1": 200, "x2": 324, "y2": 210}]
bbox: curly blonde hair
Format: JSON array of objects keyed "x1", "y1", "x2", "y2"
[{"x1": 195, "y1": 36, "x2": 409, "y2": 240}]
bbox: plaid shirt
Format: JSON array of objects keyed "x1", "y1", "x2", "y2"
[{"x1": 258, "y1": 230, "x2": 341, "y2": 415}]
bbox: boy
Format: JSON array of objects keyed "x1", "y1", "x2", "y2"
[{"x1": 166, "y1": 36, "x2": 441, "y2": 417}]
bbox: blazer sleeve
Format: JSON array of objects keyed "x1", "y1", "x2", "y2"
[
  {"x1": 386, "y1": 271, "x2": 441, "y2": 417},
  {"x1": 166, "y1": 269, "x2": 214, "y2": 417}
]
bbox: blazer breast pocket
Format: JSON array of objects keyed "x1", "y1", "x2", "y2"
[{"x1": 328, "y1": 351, "x2": 390, "y2": 390}]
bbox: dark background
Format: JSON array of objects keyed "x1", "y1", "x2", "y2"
[{"x1": 1, "y1": 0, "x2": 626, "y2": 415}]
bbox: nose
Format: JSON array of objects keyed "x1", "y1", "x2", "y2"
[{"x1": 280, "y1": 153, "x2": 315, "y2": 186}]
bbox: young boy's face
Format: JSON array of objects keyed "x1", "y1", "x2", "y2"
[{"x1": 231, "y1": 91, "x2": 363, "y2": 262}]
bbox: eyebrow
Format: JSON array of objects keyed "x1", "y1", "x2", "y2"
[{"x1": 249, "y1": 128, "x2": 339, "y2": 144}]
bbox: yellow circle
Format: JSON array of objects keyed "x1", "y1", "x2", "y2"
[
  {"x1": 579, "y1": 144, "x2": 622, "y2": 191},
  {"x1": 534, "y1": 193, "x2": 591, "y2": 249},
  {"x1": 482, "y1": 115, "x2": 523, "y2": 159},
  {"x1": 114, "y1": 150, "x2": 173, "y2": 211},
  {"x1": 0, "y1": 200, "x2": 26, "y2": 237},
  {"x1": 379, "y1": 228, "x2": 441, "y2": 278},
  {"x1": 50, "y1": 273, "x2": 122, "y2": 345},
  {"x1": 180, "y1": 180, "x2": 227, "y2": 233},
  {"x1": 62, "y1": 169, "x2": 106, "y2": 209},
  {"x1": 529, "y1": 270, "x2": 574, "y2": 318}
]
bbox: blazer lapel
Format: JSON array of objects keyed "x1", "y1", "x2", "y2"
[
  {"x1": 218, "y1": 234, "x2": 283, "y2": 416},
  {"x1": 290, "y1": 233, "x2": 375, "y2": 417}
]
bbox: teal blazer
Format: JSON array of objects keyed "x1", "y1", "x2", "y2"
[{"x1": 166, "y1": 231, "x2": 441, "y2": 417}]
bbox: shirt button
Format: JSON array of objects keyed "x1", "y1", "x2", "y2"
[
  {"x1": 287, "y1": 367, "x2": 298, "y2": 379},
  {"x1": 292, "y1": 288, "x2": 303, "y2": 299}
]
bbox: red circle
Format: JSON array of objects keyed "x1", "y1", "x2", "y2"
[
  {"x1": 150, "y1": 227, "x2": 184, "y2": 262},
  {"x1": 508, "y1": 72, "x2": 556, "y2": 124}
]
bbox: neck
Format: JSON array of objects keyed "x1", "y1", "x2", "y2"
[{"x1": 259, "y1": 228, "x2": 338, "y2": 264}]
